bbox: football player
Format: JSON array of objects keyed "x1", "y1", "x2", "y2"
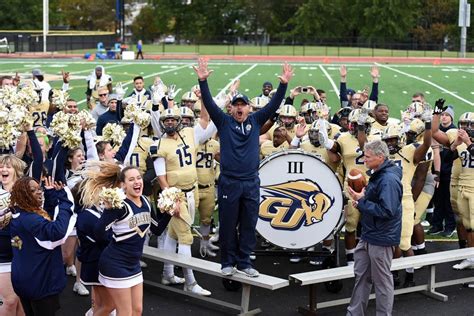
[
  {"x1": 380, "y1": 115, "x2": 432, "y2": 287},
  {"x1": 260, "y1": 126, "x2": 290, "y2": 159},
  {"x1": 432, "y1": 103, "x2": 474, "y2": 270},
  {"x1": 85, "y1": 66, "x2": 113, "y2": 110},
  {"x1": 180, "y1": 91, "x2": 199, "y2": 110},
  {"x1": 128, "y1": 76, "x2": 152, "y2": 108},
  {"x1": 405, "y1": 119, "x2": 436, "y2": 256},
  {"x1": 196, "y1": 137, "x2": 220, "y2": 257},
  {"x1": 260, "y1": 104, "x2": 300, "y2": 143},
  {"x1": 321, "y1": 109, "x2": 376, "y2": 265},
  {"x1": 150, "y1": 105, "x2": 216, "y2": 296}
]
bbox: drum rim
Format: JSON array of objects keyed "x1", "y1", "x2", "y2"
[{"x1": 258, "y1": 149, "x2": 345, "y2": 249}]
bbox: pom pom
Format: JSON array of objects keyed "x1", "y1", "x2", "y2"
[
  {"x1": 102, "y1": 123, "x2": 126, "y2": 146},
  {"x1": 99, "y1": 187, "x2": 126, "y2": 209},
  {"x1": 157, "y1": 187, "x2": 184, "y2": 216}
]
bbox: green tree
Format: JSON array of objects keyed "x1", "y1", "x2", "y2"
[
  {"x1": 131, "y1": 5, "x2": 165, "y2": 43},
  {"x1": 57, "y1": 0, "x2": 116, "y2": 31}
]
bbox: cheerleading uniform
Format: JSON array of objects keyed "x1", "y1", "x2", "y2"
[
  {"x1": 0, "y1": 188, "x2": 12, "y2": 273},
  {"x1": 10, "y1": 188, "x2": 77, "y2": 300},
  {"x1": 76, "y1": 206, "x2": 112, "y2": 286},
  {"x1": 95, "y1": 196, "x2": 157, "y2": 288}
]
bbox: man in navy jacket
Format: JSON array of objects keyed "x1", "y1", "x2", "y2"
[
  {"x1": 346, "y1": 140, "x2": 402, "y2": 315},
  {"x1": 194, "y1": 58, "x2": 293, "y2": 277}
]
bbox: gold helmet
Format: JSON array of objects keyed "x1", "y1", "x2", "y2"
[
  {"x1": 408, "y1": 101, "x2": 424, "y2": 118},
  {"x1": 159, "y1": 108, "x2": 182, "y2": 134},
  {"x1": 178, "y1": 106, "x2": 195, "y2": 128},
  {"x1": 251, "y1": 96, "x2": 269, "y2": 111},
  {"x1": 382, "y1": 124, "x2": 403, "y2": 154},
  {"x1": 279, "y1": 104, "x2": 297, "y2": 118},
  {"x1": 193, "y1": 100, "x2": 202, "y2": 118},
  {"x1": 348, "y1": 109, "x2": 361, "y2": 123},
  {"x1": 268, "y1": 89, "x2": 277, "y2": 99},
  {"x1": 458, "y1": 112, "x2": 472, "y2": 126},
  {"x1": 181, "y1": 91, "x2": 198, "y2": 103},
  {"x1": 362, "y1": 100, "x2": 377, "y2": 112},
  {"x1": 405, "y1": 118, "x2": 425, "y2": 144},
  {"x1": 300, "y1": 102, "x2": 318, "y2": 124}
]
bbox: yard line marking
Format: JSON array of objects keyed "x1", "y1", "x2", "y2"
[
  {"x1": 319, "y1": 65, "x2": 339, "y2": 97},
  {"x1": 376, "y1": 63, "x2": 474, "y2": 106},
  {"x1": 218, "y1": 63, "x2": 258, "y2": 95},
  {"x1": 77, "y1": 63, "x2": 192, "y2": 105}
]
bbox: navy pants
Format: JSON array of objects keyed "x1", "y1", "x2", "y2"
[
  {"x1": 218, "y1": 175, "x2": 260, "y2": 269},
  {"x1": 432, "y1": 175, "x2": 456, "y2": 231}
]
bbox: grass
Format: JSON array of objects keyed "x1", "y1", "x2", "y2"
[
  {"x1": 0, "y1": 59, "x2": 473, "y2": 117},
  {"x1": 57, "y1": 44, "x2": 474, "y2": 58}
]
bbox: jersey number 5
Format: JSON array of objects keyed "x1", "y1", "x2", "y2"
[{"x1": 176, "y1": 145, "x2": 193, "y2": 167}]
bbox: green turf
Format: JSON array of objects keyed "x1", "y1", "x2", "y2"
[
  {"x1": 59, "y1": 44, "x2": 474, "y2": 58},
  {"x1": 1, "y1": 60, "x2": 473, "y2": 117}
]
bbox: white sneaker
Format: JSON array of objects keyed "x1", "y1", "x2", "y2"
[
  {"x1": 66, "y1": 265, "x2": 77, "y2": 277},
  {"x1": 184, "y1": 282, "x2": 211, "y2": 296},
  {"x1": 208, "y1": 241, "x2": 219, "y2": 251},
  {"x1": 139, "y1": 260, "x2": 148, "y2": 268},
  {"x1": 453, "y1": 259, "x2": 474, "y2": 270},
  {"x1": 73, "y1": 282, "x2": 90, "y2": 296},
  {"x1": 161, "y1": 275, "x2": 185, "y2": 285}
]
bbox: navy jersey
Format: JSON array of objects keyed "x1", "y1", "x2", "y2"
[
  {"x1": 199, "y1": 79, "x2": 287, "y2": 179},
  {"x1": 76, "y1": 206, "x2": 112, "y2": 264},
  {"x1": 10, "y1": 188, "x2": 76, "y2": 300},
  {"x1": 0, "y1": 188, "x2": 12, "y2": 270},
  {"x1": 95, "y1": 196, "x2": 157, "y2": 280}
]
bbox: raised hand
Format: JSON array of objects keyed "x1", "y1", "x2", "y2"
[
  {"x1": 420, "y1": 108, "x2": 432, "y2": 122},
  {"x1": 278, "y1": 62, "x2": 294, "y2": 84},
  {"x1": 370, "y1": 65, "x2": 379, "y2": 80},
  {"x1": 340, "y1": 65, "x2": 347, "y2": 78},
  {"x1": 295, "y1": 122, "x2": 306, "y2": 138},
  {"x1": 433, "y1": 98, "x2": 447, "y2": 115},
  {"x1": 115, "y1": 82, "x2": 128, "y2": 101},
  {"x1": 61, "y1": 70, "x2": 70, "y2": 83},
  {"x1": 167, "y1": 84, "x2": 181, "y2": 100},
  {"x1": 290, "y1": 86, "x2": 302, "y2": 98},
  {"x1": 193, "y1": 58, "x2": 214, "y2": 81},
  {"x1": 229, "y1": 79, "x2": 240, "y2": 95}
]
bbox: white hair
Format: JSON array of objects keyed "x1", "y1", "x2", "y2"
[{"x1": 364, "y1": 140, "x2": 389, "y2": 158}]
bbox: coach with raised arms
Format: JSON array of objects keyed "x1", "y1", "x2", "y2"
[{"x1": 194, "y1": 58, "x2": 294, "y2": 277}]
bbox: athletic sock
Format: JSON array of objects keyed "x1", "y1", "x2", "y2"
[
  {"x1": 178, "y1": 244, "x2": 196, "y2": 286},
  {"x1": 163, "y1": 235, "x2": 177, "y2": 278}
]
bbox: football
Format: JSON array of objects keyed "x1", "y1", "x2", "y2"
[{"x1": 347, "y1": 168, "x2": 367, "y2": 193}]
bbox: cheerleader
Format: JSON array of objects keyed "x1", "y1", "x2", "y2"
[
  {"x1": 9, "y1": 177, "x2": 76, "y2": 316},
  {"x1": 81, "y1": 163, "x2": 158, "y2": 316}
]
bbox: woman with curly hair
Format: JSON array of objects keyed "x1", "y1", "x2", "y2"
[{"x1": 9, "y1": 177, "x2": 76, "y2": 316}]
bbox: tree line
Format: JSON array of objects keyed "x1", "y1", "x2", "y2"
[{"x1": 0, "y1": 0, "x2": 472, "y2": 49}]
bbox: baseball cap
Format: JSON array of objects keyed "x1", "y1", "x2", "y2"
[
  {"x1": 107, "y1": 94, "x2": 118, "y2": 103},
  {"x1": 32, "y1": 69, "x2": 43, "y2": 77},
  {"x1": 346, "y1": 88, "x2": 356, "y2": 96},
  {"x1": 231, "y1": 93, "x2": 250, "y2": 105}
]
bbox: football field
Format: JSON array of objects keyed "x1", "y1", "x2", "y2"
[{"x1": 1, "y1": 59, "x2": 474, "y2": 118}]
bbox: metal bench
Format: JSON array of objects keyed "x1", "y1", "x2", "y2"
[
  {"x1": 142, "y1": 246, "x2": 289, "y2": 315},
  {"x1": 289, "y1": 248, "x2": 474, "y2": 315}
]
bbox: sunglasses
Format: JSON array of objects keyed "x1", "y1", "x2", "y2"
[{"x1": 99, "y1": 94, "x2": 108, "y2": 97}]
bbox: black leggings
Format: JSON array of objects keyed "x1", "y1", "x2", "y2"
[{"x1": 20, "y1": 294, "x2": 60, "y2": 316}]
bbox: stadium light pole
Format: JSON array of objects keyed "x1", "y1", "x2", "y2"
[
  {"x1": 43, "y1": 0, "x2": 49, "y2": 53},
  {"x1": 459, "y1": 0, "x2": 471, "y2": 58}
]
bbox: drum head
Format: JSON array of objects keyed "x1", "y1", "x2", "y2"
[{"x1": 257, "y1": 150, "x2": 343, "y2": 249}]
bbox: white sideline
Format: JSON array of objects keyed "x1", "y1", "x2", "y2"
[
  {"x1": 376, "y1": 62, "x2": 474, "y2": 106},
  {"x1": 218, "y1": 63, "x2": 258, "y2": 96},
  {"x1": 319, "y1": 65, "x2": 340, "y2": 97}
]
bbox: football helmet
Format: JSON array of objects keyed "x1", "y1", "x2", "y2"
[
  {"x1": 251, "y1": 96, "x2": 269, "y2": 111},
  {"x1": 278, "y1": 104, "x2": 297, "y2": 129},
  {"x1": 178, "y1": 106, "x2": 195, "y2": 128},
  {"x1": 159, "y1": 108, "x2": 182, "y2": 134},
  {"x1": 300, "y1": 102, "x2": 318, "y2": 124},
  {"x1": 382, "y1": 124, "x2": 403, "y2": 154},
  {"x1": 405, "y1": 118, "x2": 425, "y2": 144}
]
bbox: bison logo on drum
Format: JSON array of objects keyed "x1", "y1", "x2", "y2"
[{"x1": 259, "y1": 179, "x2": 334, "y2": 231}]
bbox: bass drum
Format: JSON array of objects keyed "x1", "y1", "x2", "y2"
[{"x1": 257, "y1": 150, "x2": 343, "y2": 249}]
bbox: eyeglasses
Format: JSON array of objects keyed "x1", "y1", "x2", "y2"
[{"x1": 99, "y1": 94, "x2": 108, "y2": 97}]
